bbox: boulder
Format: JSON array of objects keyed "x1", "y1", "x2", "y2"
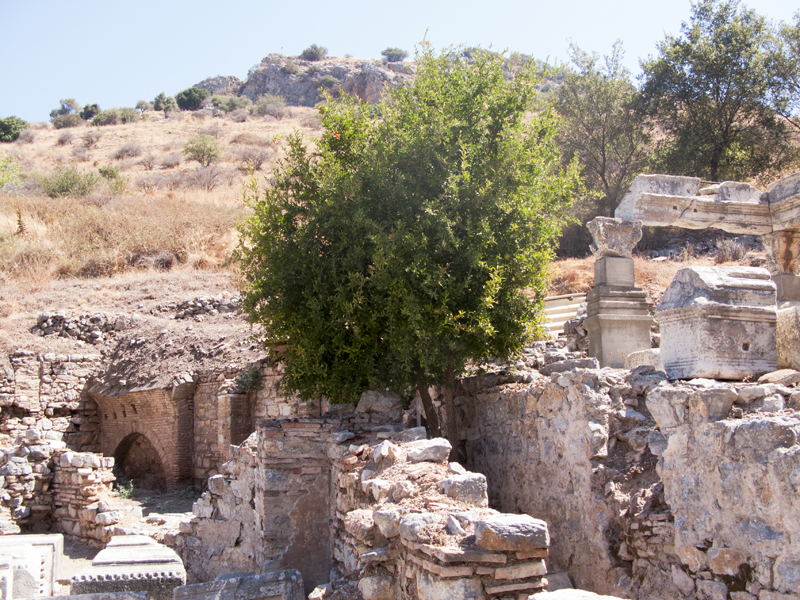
[
  {"x1": 356, "y1": 391, "x2": 402, "y2": 414},
  {"x1": 474, "y1": 514, "x2": 549, "y2": 552},
  {"x1": 406, "y1": 438, "x2": 451, "y2": 463}
]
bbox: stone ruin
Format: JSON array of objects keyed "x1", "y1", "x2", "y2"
[{"x1": 2, "y1": 175, "x2": 800, "y2": 600}]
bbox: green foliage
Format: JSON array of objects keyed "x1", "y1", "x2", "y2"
[
  {"x1": 98, "y1": 166, "x2": 120, "y2": 179},
  {"x1": 49, "y1": 98, "x2": 80, "y2": 121},
  {"x1": 176, "y1": 87, "x2": 211, "y2": 111},
  {"x1": 640, "y1": 0, "x2": 797, "y2": 182},
  {"x1": 0, "y1": 116, "x2": 28, "y2": 142},
  {"x1": 79, "y1": 104, "x2": 101, "y2": 120},
  {"x1": 300, "y1": 44, "x2": 327, "y2": 61},
  {"x1": 183, "y1": 134, "x2": 221, "y2": 167},
  {"x1": 251, "y1": 94, "x2": 287, "y2": 119},
  {"x1": 235, "y1": 366, "x2": 264, "y2": 392},
  {"x1": 0, "y1": 156, "x2": 21, "y2": 188},
  {"x1": 316, "y1": 74, "x2": 339, "y2": 89},
  {"x1": 774, "y1": 12, "x2": 800, "y2": 131},
  {"x1": 153, "y1": 93, "x2": 179, "y2": 117},
  {"x1": 238, "y1": 45, "x2": 582, "y2": 443},
  {"x1": 135, "y1": 100, "x2": 153, "y2": 112},
  {"x1": 555, "y1": 42, "x2": 651, "y2": 256},
  {"x1": 52, "y1": 113, "x2": 84, "y2": 129},
  {"x1": 381, "y1": 47, "x2": 409, "y2": 62},
  {"x1": 38, "y1": 167, "x2": 99, "y2": 198},
  {"x1": 91, "y1": 108, "x2": 137, "y2": 126},
  {"x1": 209, "y1": 95, "x2": 252, "y2": 112}
]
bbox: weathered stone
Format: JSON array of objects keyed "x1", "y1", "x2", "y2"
[
  {"x1": 758, "y1": 369, "x2": 800, "y2": 386},
  {"x1": 707, "y1": 547, "x2": 747, "y2": 576},
  {"x1": 415, "y1": 572, "x2": 484, "y2": 600},
  {"x1": 436, "y1": 473, "x2": 488, "y2": 507},
  {"x1": 585, "y1": 285, "x2": 652, "y2": 369},
  {"x1": 398, "y1": 513, "x2": 445, "y2": 542},
  {"x1": 777, "y1": 307, "x2": 800, "y2": 370},
  {"x1": 357, "y1": 576, "x2": 393, "y2": 600},
  {"x1": 0, "y1": 533, "x2": 63, "y2": 596},
  {"x1": 392, "y1": 427, "x2": 427, "y2": 443},
  {"x1": 587, "y1": 217, "x2": 643, "y2": 260},
  {"x1": 540, "y1": 358, "x2": 599, "y2": 376},
  {"x1": 696, "y1": 580, "x2": 728, "y2": 600},
  {"x1": 356, "y1": 391, "x2": 402, "y2": 414},
  {"x1": 406, "y1": 438, "x2": 451, "y2": 463},
  {"x1": 625, "y1": 349, "x2": 663, "y2": 371},
  {"x1": 343, "y1": 509, "x2": 375, "y2": 543},
  {"x1": 493, "y1": 559, "x2": 546, "y2": 579},
  {"x1": 530, "y1": 590, "x2": 622, "y2": 599},
  {"x1": 173, "y1": 570, "x2": 304, "y2": 600},
  {"x1": 371, "y1": 441, "x2": 398, "y2": 465},
  {"x1": 373, "y1": 506, "x2": 407, "y2": 538},
  {"x1": 474, "y1": 514, "x2": 549, "y2": 552},
  {"x1": 656, "y1": 267, "x2": 777, "y2": 380}
]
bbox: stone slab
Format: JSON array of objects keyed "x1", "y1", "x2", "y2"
[
  {"x1": 173, "y1": 570, "x2": 304, "y2": 600},
  {"x1": 54, "y1": 594, "x2": 146, "y2": 600},
  {"x1": 0, "y1": 534, "x2": 63, "y2": 596},
  {"x1": 657, "y1": 267, "x2": 777, "y2": 380},
  {"x1": 594, "y1": 256, "x2": 634, "y2": 287},
  {"x1": 71, "y1": 536, "x2": 185, "y2": 600}
]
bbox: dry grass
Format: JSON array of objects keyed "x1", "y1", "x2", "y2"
[{"x1": 0, "y1": 108, "x2": 322, "y2": 286}]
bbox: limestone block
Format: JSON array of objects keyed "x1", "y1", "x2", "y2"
[
  {"x1": 357, "y1": 576, "x2": 393, "y2": 600},
  {"x1": 585, "y1": 286, "x2": 652, "y2": 368},
  {"x1": 540, "y1": 358, "x2": 599, "y2": 376},
  {"x1": 392, "y1": 427, "x2": 427, "y2": 443},
  {"x1": 356, "y1": 391, "x2": 401, "y2": 414},
  {"x1": 474, "y1": 514, "x2": 549, "y2": 552},
  {"x1": 343, "y1": 509, "x2": 376, "y2": 543},
  {"x1": 406, "y1": 438, "x2": 451, "y2": 463},
  {"x1": 373, "y1": 506, "x2": 408, "y2": 538},
  {"x1": 777, "y1": 306, "x2": 800, "y2": 370},
  {"x1": 587, "y1": 217, "x2": 642, "y2": 259},
  {"x1": 398, "y1": 513, "x2": 445, "y2": 542},
  {"x1": 593, "y1": 256, "x2": 635, "y2": 286},
  {"x1": 656, "y1": 267, "x2": 777, "y2": 380},
  {"x1": 436, "y1": 473, "x2": 488, "y2": 507},
  {"x1": 174, "y1": 570, "x2": 304, "y2": 600},
  {"x1": 616, "y1": 174, "x2": 700, "y2": 221},
  {"x1": 0, "y1": 533, "x2": 63, "y2": 596},
  {"x1": 768, "y1": 172, "x2": 800, "y2": 231},
  {"x1": 625, "y1": 349, "x2": 662, "y2": 371},
  {"x1": 415, "y1": 572, "x2": 484, "y2": 600}
]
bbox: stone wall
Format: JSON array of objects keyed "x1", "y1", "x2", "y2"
[{"x1": 458, "y1": 364, "x2": 800, "y2": 600}]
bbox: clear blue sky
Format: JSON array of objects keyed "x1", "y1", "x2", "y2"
[{"x1": 1, "y1": 0, "x2": 796, "y2": 122}]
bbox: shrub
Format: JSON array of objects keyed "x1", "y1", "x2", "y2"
[
  {"x1": 230, "y1": 132, "x2": 273, "y2": 146},
  {"x1": 316, "y1": 75, "x2": 339, "y2": 89},
  {"x1": 0, "y1": 156, "x2": 21, "y2": 188},
  {"x1": 0, "y1": 116, "x2": 29, "y2": 142},
  {"x1": 52, "y1": 114, "x2": 84, "y2": 129},
  {"x1": 176, "y1": 87, "x2": 211, "y2": 111},
  {"x1": 300, "y1": 44, "x2": 327, "y2": 61},
  {"x1": 281, "y1": 60, "x2": 300, "y2": 75},
  {"x1": 153, "y1": 93, "x2": 178, "y2": 118},
  {"x1": 197, "y1": 125, "x2": 224, "y2": 139},
  {"x1": 229, "y1": 108, "x2": 249, "y2": 123},
  {"x1": 381, "y1": 47, "x2": 409, "y2": 62},
  {"x1": 160, "y1": 153, "x2": 182, "y2": 169},
  {"x1": 114, "y1": 142, "x2": 144, "y2": 159},
  {"x1": 118, "y1": 108, "x2": 138, "y2": 123},
  {"x1": 716, "y1": 238, "x2": 747, "y2": 263},
  {"x1": 98, "y1": 165, "x2": 120, "y2": 179},
  {"x1": 235, "y1": 366, "x2": 264, "y2": 392},
  {"x1": 136, "y1": 100, "x2": 152, "y2": 112},
  {"x1": 234, "y1": 146, "x2": 273, "y2": 172},
  {"x1": 183, "y1": 134, "x2": 221, "y2": 167},
  {"x1": 82, "y1": 130, "x2": 102, "y2": 148},
  {"x1": 72, "y1": 147, "x2": 91, "y2": 162},
  {"x1": 139, "y1": 155, "x2": 156, "y2": 171},
  {"x1": 56, "y1": 131, "x2": 73, "y2": 146},
  {"x1": 210, "y1": 96, "x2": 252, "y2": 113},
  {"x1": 80, "y1": 104, "x2": 101, "y2": 120},
  {"x1": 38, "y1": 167, "x2": 99, "y2": 198},
  {"x1": 49, "y1": 99, "x2": 80, "y2": 120},
  {"x1": 92, "y1": 108, "x2": 137, "y2": 126},
  {"x1": 17, "y1": 129, "x2": 36, "y2": 144},
  {"x1": 251, "y1": 94, "x2": 286, "y2": 119}
]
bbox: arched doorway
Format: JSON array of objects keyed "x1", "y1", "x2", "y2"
[{"x1": 113, "y1": 432, "x2": 167, "y2": 491}]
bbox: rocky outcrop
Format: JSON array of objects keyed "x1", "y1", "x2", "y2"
[
  {"x1": 193, "y1": 76, "x2": 243, "y2": 95},
  {"x1": 240, "y1": 55, "x2": 413, "y2": 107}
]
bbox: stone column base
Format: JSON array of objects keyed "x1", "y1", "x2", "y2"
[{"x1": 585, "y1": 287, "x2": 653, "y2": 368}]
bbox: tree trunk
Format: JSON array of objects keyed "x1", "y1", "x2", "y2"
[
  {"x1": 416, "y1": 380, "x2": 441, "y2": 438},
  {"x1": 443, "y1": 357, "x2": 461, "y2": 462}
]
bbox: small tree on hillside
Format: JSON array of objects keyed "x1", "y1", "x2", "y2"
[
  {"x1": 0, "y1": 116, "x2": 29, "y2": 142},
  {"x1": 153, "y1": 93, "x2": 178, "y2": 118},
  {"x1": 381, "y1": 47, "x2": 409, "y2": 62},
  {"x1": 176, "y1": 87, "x2": 211, "y2": 111},
  {"x1": 80, "y1": 104, "x2": 101, "y2": 120},
  {"x1": 49, "y1": 99, "x2": 80, "y2": 121},
  {"x1": 300, "y1": 44, "x2": 327, "y2": 61},
  {"x1": 183, "y1": 134, "x2": 221, "y2": 167},
  {"x1": 238, "y1": 45, "x2": 582, "y2": 452},
  {"x1": 135, "y1": 100, "x2": 153, "y2": 112}
]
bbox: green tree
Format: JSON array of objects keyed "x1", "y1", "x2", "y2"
[
  {"x1": 0, "y1": 116, "x2": 29, "y2": 142},
  {"x1": 210, "y1": 95, "x2": 252, "y2": 112},
  {"x1": 79, "y1": 104, "x2": 101, "y2": 120},
  {"x1": 183, "y1": 134, "x2": 221, "y2": 166},
  {"x1": 774, "y1": 11, "x2": 800, "y2": 131},
  {"x1": 238, "y1": 46, "x2": 581, "y2": 450},
  {"x1": 135, "y1": 100, "x2": 153, "y2": 112},
  {"x1": 175, "y1": 87, "x2": 211, "y2": 111},
  {"x1": 555, "y1": 42, "x2": 651, "y2": 255},
  {"x1": 49, "y1": 98, "x2": 80, "y2": 121},
  {"x1": 153, "y1": 93, "x2": 178, "y2": 118},
  {"x1": 381, "y1": 47, "x2": 409, "y2": 62},
  {"x1": 300, "y1": 44, "x2": 327, "y2": 61},
  {"x1": 640, "y1": 0, "x2": 796, "y2": 182}
]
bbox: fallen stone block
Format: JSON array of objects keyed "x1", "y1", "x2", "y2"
[
  {"x1": 540, "y1": 358, "x2": 599, "y2": 376},
  {"x1": 406, "y1": 439, "x2": 451, "y2": 463},
  {"x1": 0, "y1": 533, "x2": 63, "y2": 597},
  {"x1": 174, "y1": 570, "x2": 304, "y2": 600},
  {"x1": 474, "y1": 514, "x2": 549, "y2": 553},
  {"x1": 436, "y1": 473, "x2": 488, "y2": 507}
]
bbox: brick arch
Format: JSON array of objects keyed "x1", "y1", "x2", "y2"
[
  {"x1": 113, "y1": 430, "x2": 168, "y2": 490},
  {"x1": 106, "y1": 422, "x2": 176, "y2": 484},
  {"x1": 91, "y1": 385, "x2": 195, "y2": 490}
]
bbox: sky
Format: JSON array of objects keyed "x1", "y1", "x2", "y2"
[{"x1": 1, "y1": 0, "x2": 797, "y2": 123}]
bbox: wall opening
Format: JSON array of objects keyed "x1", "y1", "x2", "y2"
[{"x1": 113, "y1": 432, "x2": 167, "y2": 491}]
